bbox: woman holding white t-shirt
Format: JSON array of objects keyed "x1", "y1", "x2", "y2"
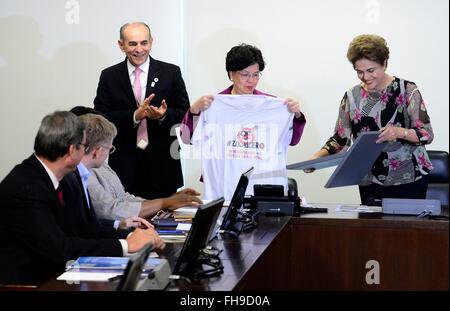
[{"x1": 180, "y1": 43, "x2": 306, "y2": 145}]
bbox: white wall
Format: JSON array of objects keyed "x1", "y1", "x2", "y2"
[{"x1": 1, "y1": 0, "x2": 448, "y2": 204}]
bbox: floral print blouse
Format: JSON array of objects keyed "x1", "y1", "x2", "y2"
[{"x1": 323, "y1": 77, "x2": 434, "y2": 186}]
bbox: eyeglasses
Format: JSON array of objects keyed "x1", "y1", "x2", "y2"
[
  {"x1": 100, "y1": 145, "x2": 116, "y2": 154},
  {"x1": 78, "y1": 143, "x2": 90, "y2": 153},
  {"x1": 237, "y1": 71, "x2": 262, "y2": 81}
]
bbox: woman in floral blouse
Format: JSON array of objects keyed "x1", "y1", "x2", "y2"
[{"x1": 308, "y1": 34, "x2": 434, "y2": 205}]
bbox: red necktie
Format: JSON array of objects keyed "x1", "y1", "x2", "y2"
[{"x1": 57, "y1": 187, "x2": 64, "y2": 207}]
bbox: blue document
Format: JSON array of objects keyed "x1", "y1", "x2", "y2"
[
  {"x1": 67, "y1": 257, "x2": 162, "y2": 270},
  {"x1": 156, "y1": 229, "x2": 185, "y2": 235},
  {"x1": 153, "y1": 218, "x2": 179, "y2": 228}
]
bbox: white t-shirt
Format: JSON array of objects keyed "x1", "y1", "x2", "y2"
[{"x1": 192, "y1": 95, "x2": 294, "y2": 201}]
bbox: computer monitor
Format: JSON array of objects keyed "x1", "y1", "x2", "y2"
[
  {"x1": 219, "y1": 167, "x2": 254, "y2": 236},
  {"x1": 172, "y1": 197, "x2": 225, "y2": 278},
  {"x1": 116, "y1": 243, "x2": 153, "y2": 291}
]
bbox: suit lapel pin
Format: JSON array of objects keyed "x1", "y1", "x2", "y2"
[{"x1": 151, "y1": 77, "x2": 159, "y2": 88}]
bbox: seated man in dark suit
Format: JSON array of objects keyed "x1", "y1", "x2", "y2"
[{"x1": 0, "y1": 111, "x2": 164, "y2": 285}]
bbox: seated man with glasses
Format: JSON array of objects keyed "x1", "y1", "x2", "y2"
[
  {"x1": 180, "y1": 43, "x2": 306, "y2": 146},
  {"x1": 78, "y1": 143, "x2": 91, "y2": 153},
  {"x1": 75, "y1": 113, "x2": 153, "y2": 230},
  {"x1": 71, "y1": 109, "x2": 203, "y2": 224}
]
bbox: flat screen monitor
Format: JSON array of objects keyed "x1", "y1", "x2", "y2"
[
  {"x1": 172, "y1": 197, "x2": 225, "y2": 277},
  {"x1": 116, "y1": 243, "x2": 153, "y2": 291},
  {"x1": 219, "y1": 167, "x2": 254, "y2": 236}
]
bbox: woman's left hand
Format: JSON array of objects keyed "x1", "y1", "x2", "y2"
[
  {"x1": 285, "y1": 98, "x2": 303, "y2": 118},
  {"x1": 377, "y1": 125, "x2": 400, "y2": 143}
]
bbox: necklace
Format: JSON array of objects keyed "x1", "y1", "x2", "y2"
[
  {"x1": 363, "y1": 75, "x2": 395, "y2": 102},
  {"x1": 366, "y1": 89, "x2": 382, "y2": 102}
]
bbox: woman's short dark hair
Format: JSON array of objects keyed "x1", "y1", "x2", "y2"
[
  {"x1": 34, "y1": 111, "x2": 84, "y2": 161},
  {"x1": 225, "y1": 43, "x2": 265, "y2": 78},
  {"x1": 347, "y1": 34, "x2": 390, "y2": 66}
]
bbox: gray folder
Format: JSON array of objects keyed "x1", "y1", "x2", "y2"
[{"x1": 287, "y1": 131, "x2": 387, "y2": 188}]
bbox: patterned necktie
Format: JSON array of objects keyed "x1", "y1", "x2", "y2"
[{"x1": 134, "y1": 67, "x2": 148, "y2": 149}]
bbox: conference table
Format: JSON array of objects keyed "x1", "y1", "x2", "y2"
[{"x1": 38, "y1": 204, "x2": 449, "y2": 291}]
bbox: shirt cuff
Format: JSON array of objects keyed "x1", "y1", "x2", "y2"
[
  {"x1": 133, "y1": 111, "x2": 140, "y2": 126},
  {"x1": 113, "y1": 220, "x2": 120, "y2": 230},
  {"x1": 294, "y1": 111, "x2": 304, "y2": 119},
  {"x1": 189, "y1": 110, "x2": 201, "y2": 116},
  {"x1": 119, "y1": 239, "x2": 129, "y2": 256}
]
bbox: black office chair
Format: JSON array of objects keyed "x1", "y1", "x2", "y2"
[{"x1": 426, "y1": 150, "x2": 449, "y2": 205}]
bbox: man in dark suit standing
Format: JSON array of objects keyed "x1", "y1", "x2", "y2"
[
  {"x1": 0, "y1": 111, "x2": 164, "y2": 285},
  {"x1": 94, "y1": 22, "x2": 190, "y2": 200}
]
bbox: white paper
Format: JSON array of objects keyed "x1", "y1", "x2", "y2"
[
  {"x1": 148, "y1": 251, "x2": 159, "y2": 258},
  {"x1": 335, "y1": 205, "x2": 382, "y2": 213},
  {"x1": 176, "y1": 223, "x2": 192, "y2": 231},
  {"x1": 161, "y1": 236, "x2": 186, "y2": 243},
  {"x1": 300, "y1": 197, "x2": 312, "y2": 207},
  {"x1": 174, "y1": 207, "x2": 198, "y2": 215},
  {"x1": 57, "y1": 271, "x2": 121, "y2": 282},
  {"x1": 174, "y1": 199, "x2": 215, "y2": 215}
]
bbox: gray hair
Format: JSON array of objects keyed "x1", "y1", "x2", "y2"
[
  {"x1": 34, "y1": 111, "x2": 84, "y2": 161},
  {"x1": 119, "y1": 22, "x2": 152, "y2": 40},
  {"x1": 78, "y1": 113, "x2": 117, "y2": 154}
]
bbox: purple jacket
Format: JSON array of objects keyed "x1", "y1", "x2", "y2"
[{"x1": 180, "y1": 85, "x2": 306, "y2": 145}]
